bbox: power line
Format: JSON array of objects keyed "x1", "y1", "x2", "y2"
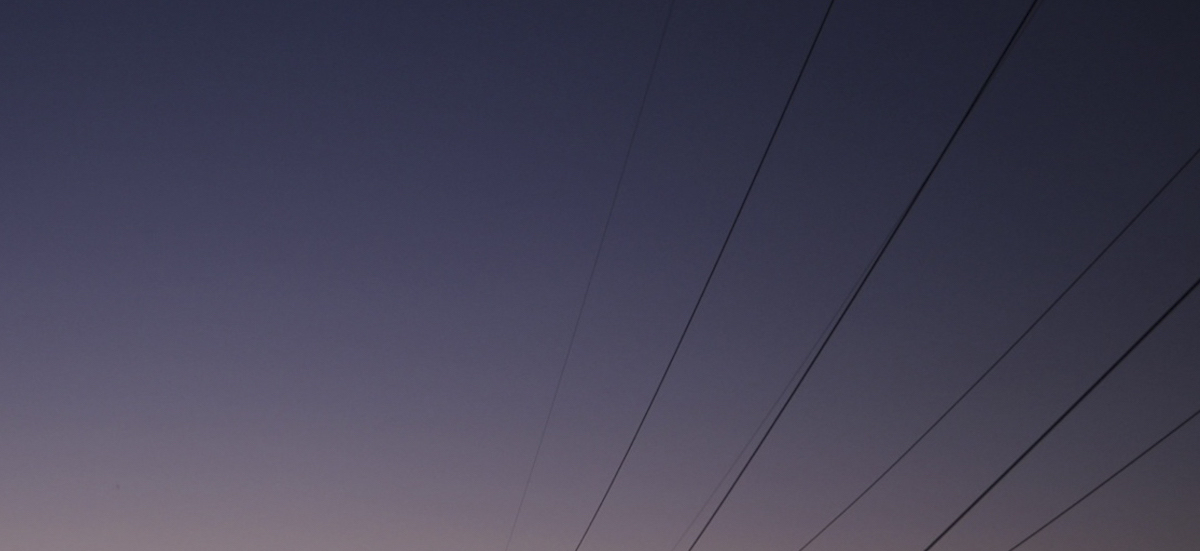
[
  {"x1": 668, "y1": 247, "x2": 876, "y2": 551},
  {"x1": 568, "y1": 1, "x2": 841, "y2": 550},
  {"x1": 680, "y1": 2, "x2": 1043, "y2": 550},
  {"x1": 1006, "y1": 405, "x2": 1200, "y2": 551},
  {"x1": 920, "y1": 274, "x2": 1200, "y2": 551},
  {"x1": 793, "y1": 143, "x2": 1200, "y2": 551},
  {"x1": 498, "y1": 2, "x2": 679, "y2": 550},
  {"x1": 665, "y1": 302, "x2": 841, "y2": 551}
]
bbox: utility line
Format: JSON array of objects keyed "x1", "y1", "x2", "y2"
[
  {"x1": 498, "y1": 2, "x2": 678, "y2": 550},
  {"x1": 568, "y1": 1, "x2": 840, "y2": 550},
  {"x1": 1006, "y1": 404, "x2": 1200, "y2": 551},
  {"x1": 921, "y1": 274, "x2": 1200, "y2": 551},
  {"x1": 793, "y1": 143, "x2": 1200, "y2": 551},
  {"x1": 668, "y1": 248, "x2": 876, "y2": 551},
  {"x1": 680, "y1": 2, "x2": 1042, "y2": 550}
]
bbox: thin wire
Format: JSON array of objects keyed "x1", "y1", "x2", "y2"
[
  {"x1": 1007, "y1": 405, "x2": 1200, "y2": 551},
  {"x1": 921, "y1": 275, "x2": 1200, "y2": 551},
  {"x1": 681, "y1": 2, "x2": 1043, "y2": 550},
  {"x1": 668, "y1": 247, "x2": 875, "y2": 551},
  {"x1": 498, "y1": 2, "x2": 679, "y2": 550},
  {"x1": 569, "y1": 1, "x2": 841, "y2": 549},
  {"x1": 794, "y1": 143, "x2": 1200, "y2": 551}
]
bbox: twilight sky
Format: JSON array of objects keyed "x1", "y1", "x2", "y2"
[{"x1": 2, "y1": 1, "x2": 1199, "y2": 550}]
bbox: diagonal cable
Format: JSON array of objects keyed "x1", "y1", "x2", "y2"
[
  {"x1": 681, "y1": 2, "x2": 1043, "y2": 550},
  {"x1": 921, "y1": 274, "x2": 1200, "y2": 551},
  {"x1": 668, "y1": 250, "x2": 875, "y2": 551},
  {"x1": 499, "y1": 1, "x2": 679, "y2": 550},
  {"x1": 1007, "y1": 404, "x2": 1200, "y2": 551},
  {"x1": 569, "y1": 1, "x2": 841, "y2": 550},
  {"x1": 794, "y1": 142, "x2": 1200, "y2": 551}
]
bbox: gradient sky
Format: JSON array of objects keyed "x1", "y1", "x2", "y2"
[{"x1": 2, "y1": 1, "x2": 1199, "y2": 550}]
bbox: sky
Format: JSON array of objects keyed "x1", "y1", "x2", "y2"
[{"x1": 2, "y1": 1, "x2": 1199, "y2": 550}]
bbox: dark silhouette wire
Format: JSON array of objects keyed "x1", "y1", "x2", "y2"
[
  {"x1": 666, "y1": 261, "x2": 866, "y2": 551},
  {"x1": 679, "y1": 1, "x2": 1043, "y2": 550},
  {"x1": 1006, "y1": 405, "x2": 1200, "y2": 551},
  {"x1": 794, "y1": 143, "x2": 1200, "y2": 551},
  {"x1": 499, "y1": 2, "x2": 679, "y2": 550},
  {"x1": 921, "y1": 274, "x2": 1200, "y2": 551},
  {"x1": 570, "y1": 1, "x2": 841, "y2": 550}
]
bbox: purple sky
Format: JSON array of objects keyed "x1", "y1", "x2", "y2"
[{"x1": 2, "y1": 1, "x2": 1199, "y2": 550}]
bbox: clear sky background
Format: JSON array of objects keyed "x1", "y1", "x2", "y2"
[{"x1": 2, "y1": 1, "x2": 1199, "y2": 550}]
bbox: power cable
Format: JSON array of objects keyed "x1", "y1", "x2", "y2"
[
  {"x1": 920, "y1": 274, "x2": 1200, "y2": 551},
  {"x1": 568, "y1": 1, "x2": 841, "y2": 550},
  {"x1": 498, "y1": 1, "x2": 679, "y2": 550},
  {"x1": 793, "y1": 143, "x2": 1200, "y2": 551},
  {"x1": 668, "y1": 249, "x2": 876, "y2": 551},
  {"x1": 1006, "y1": 404, "x2": 1200, "y2": 551},
  {"x1": 680, "y1": 2, "x2": 1043, "y2": 550}
]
